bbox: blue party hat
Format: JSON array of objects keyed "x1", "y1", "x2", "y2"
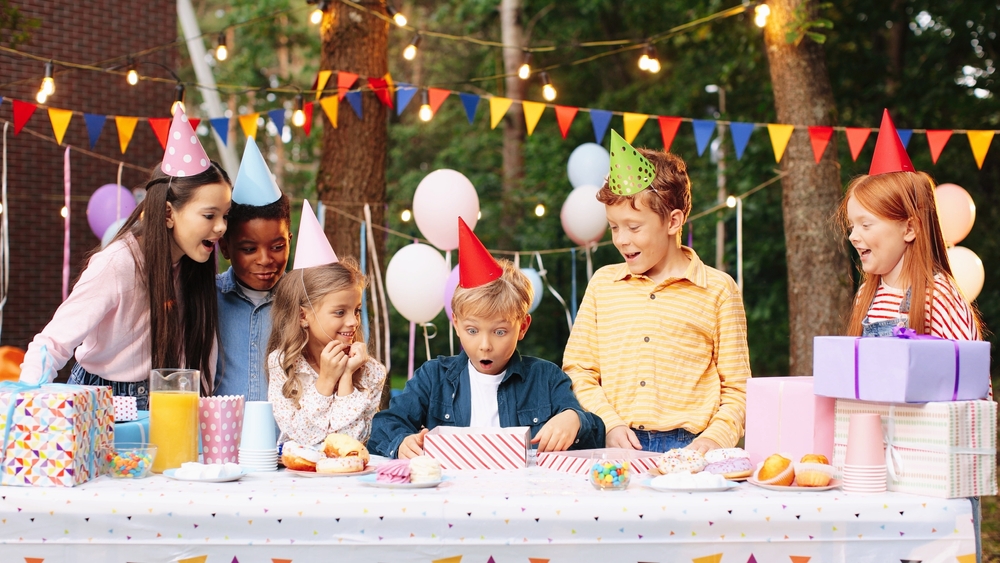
[{"x1": 232, "y1": 139, "x2": 282, "y2": 206}]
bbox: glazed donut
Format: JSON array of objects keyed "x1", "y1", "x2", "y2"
[
  {"x1": 704, "y1": 448, "x2": 750, "y2": 464},
  {"x1": 655, "y1": 448, "x2": 707, "y2": 475},
  {"x1": 281, "y1": 441, "x2": 323, "y2": 471},
  {"x1": 316, "y1": 456, "x2": 365, "y2": 474},
  {"x1": 322, "y1": 433, "x2": 370, "y2": 465}
]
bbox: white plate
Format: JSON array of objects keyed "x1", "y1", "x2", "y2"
[
  {"x1": 748, "y1": 477, "x2": 841, "y2": 492},
  {"x1": 639, "y1": 477, "x2": 740, "y2": 493},
  {"x1": 286, "y1": 466, "x2": 375, "y2": 478},
  {"x1": 162, "y1": 468, "x2": 247, "y2": 483},
  {"x1": 356, "y1": 474, "x2": 449, "y2": 489}
]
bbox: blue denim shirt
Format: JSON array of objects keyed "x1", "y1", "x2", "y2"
[
  {"x1": 213, "y1": 268, "x2": 274, "y2": 401},
  {"x1": 368, "y1": 350, "x2": 605, "y2": 458}
]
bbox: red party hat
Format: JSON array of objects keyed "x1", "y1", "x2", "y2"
[
  {"x1": 868, "y1": 109, "x2": 915, "y2": 176},
  {"x1": 458, "y1": 218, "x2": 502, "y2": 288}
]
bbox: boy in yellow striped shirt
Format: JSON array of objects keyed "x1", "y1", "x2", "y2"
[{"x1": 563, "y1": 130, "x2": 751, "y2": 454}]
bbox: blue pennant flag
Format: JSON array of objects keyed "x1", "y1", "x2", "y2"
[
  {"x1": 268, "y1": 109, "x2": 285, "y2": 137},
  {"x1": 84, "y1": 114, "x2": 106, "y2": 149},
  {"x1": 897, "y1": 129, "x2": 913, "y2": 149},
  {"x1": 458, "y1": 93, "x2": 480, "y2": 124},
  {"x1": 692, "y1": 120, "x2": 717, "y2": 156},
  {"x1": 345, "y1": 91, "x2": 363, "y2": 119},
  {"x1": 209, "y1": 117, "x2": 230, "y2": 146},
  {"x1": 396, "y1": 83, "x2": 418, "y2": 116},
  {"x1": 590, "y1": 109, "x2": 613, "y2": 144},
  {"x1": 729, "y1": 122, "x2": 755, "y2": 160}
]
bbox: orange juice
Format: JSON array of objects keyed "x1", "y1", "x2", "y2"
[{"x1": 149, "y1": 390, "x2": 199, "y2": 473}]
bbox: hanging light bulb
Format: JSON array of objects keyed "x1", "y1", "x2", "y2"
[
  {"x1": 292, "y1": 94, "x2": 306, "y2": 127},
  {"x1": 726, "y1": 195, "x2": 737, "y2": 208},
  {"x1": 401, "y1": 209, "x2": 412, "y2": 222},
  {"x1": 754, "y1": 3, "x2": 771, "y2": 28},
  {"x1": 215, "y1": 32, "x2": 228, "y2": 61},
  {"x1": 171, "y1": 83, "x2": 186, "y2": 115},
  {"x1": 534, "y1": 203, "x2": 546, "y2": 217},
  {"x1": 403, "y1": 33, "x2": 421, "y2": 61},
  {"x1": 35, "y1": 89, "x2": 47, "y2": 105},
  {"x1": 126, "y1": 66, "x2": 139, "y2": 86},
  {"x1": 646, "y1": 45, "x2": 661, "y2": 73},
  {"x1": 387, "y1": 5, "x2": 407, "y2": 27},
  {"x1": 310, "y1": 8, "x2": 323, "y2": 24},
  {"x1": 517, "y1": 52, "x2": 532, "y2": 80},
  {"x1": 36, "y1": 60, "x2": 55, "y2": 104},
  {"x1": 418, "y1": 89, "x2": 433, "y2": 122},
  {"x1": 60, "y1": 206, "x2": 69, "y2": 218},
  {"x1": 638, "y1": 49, "x2": 650, "y2": 71},
  {"x1": 540, "y1": 72, "x2": 556, "y2": 102}
]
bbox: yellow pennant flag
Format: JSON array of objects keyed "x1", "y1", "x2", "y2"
[
  {"x1": 383, "y1": 72, "x2": 395, "y2": 96},
  {"x1": 431, "y1": 557, "x2": 462, "y2": 563},
  {"x1": 114, "y1": 116, "x2": 138, "y2": 154},
  {"x1": 691, "y1": 554, "x2": 723, "y2": 563},
  {"x1": 623, "y1": 113, "x2": 649, "y2": 144},
  {"x1": 490, "y1": 97, "x2": 513, "y2": 129},
  {"x1": 177, "y1": 556, "x2": 208, "y2": 563},
  {"x1": 239, "y1": 113, "x2": 259, "y2": 139},
  {"x1": 956, "y1": 554, "x2": 977, "y2": 563},
  {"x1": 316, "y1": 70, "x2": 332, "y2": 100},
  {"x1": 767, "y1": 123, "x2": 795, "y2": 163},
  {"x1": 522, "y1": 101, "x2": 546, "y2": 136},
  {"x1": 320, "y1": 96, "x2": 339, "y2": 129},
  {"x1": 47, "y1": 108, "x2": 73, "y2": 145},
  {"x1": 967, "y1": 130, "x2": 994, "y2": 169}
]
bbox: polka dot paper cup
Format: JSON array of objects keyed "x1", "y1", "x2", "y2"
[{"x1": 199, "y1": 395, "x2": 245, "y2": 464}]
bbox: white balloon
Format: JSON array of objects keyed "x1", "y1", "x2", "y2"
[
  {"x1": 934, "y1": 183, "x2": 976, "y2": 246},
  {"x1": 412, "y1": 169, "x2": 480, "y2": 251},
  {"x1": 101, "y1": 218, "x2": 128, "y2": 249},
  {"x1": 560, "y1": 185, "x2": 607, "y2": 245},
  {"x1": 947, "y1": 246, "x2": 985, "y2": 301},
  {"x1": 567, "y1": 143, "x2": 610, "y2": 189},
  {"x1": 520, "y1": 268, "x2": 544, "y2": 313},
  {"x1": 386, "y1": 243, "x2": 450, "y2": 323}
]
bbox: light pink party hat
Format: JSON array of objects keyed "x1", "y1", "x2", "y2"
[
  {"x1": 292, "y1": 200, "x2": 339, "y2": 270},
  {"x1": 161, "y1": 111, "x2": 211, "y2": 177}
]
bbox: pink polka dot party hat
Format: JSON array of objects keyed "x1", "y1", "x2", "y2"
[{"x1": 160, "y1": 110, "x2": 211, "y2": 177}]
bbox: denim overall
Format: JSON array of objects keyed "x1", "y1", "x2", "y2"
[{"x1": 68, "y1": 363, "x2": 149, "y2": 410}]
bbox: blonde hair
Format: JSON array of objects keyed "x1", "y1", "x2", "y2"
[
  {"x1": 266, "y1": 258, "x2": 367, "y2": 407},
  {"x1": 452, "y1": 259, "x2": 532, "y2": 324}
]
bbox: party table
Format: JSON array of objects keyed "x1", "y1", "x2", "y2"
[{"x1": 0, "y1": 466, "x2": 976, "y2": 563}]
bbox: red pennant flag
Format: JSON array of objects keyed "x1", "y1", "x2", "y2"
[
  {"x1": 303, "y1": 101, "x2": 315, "y2": 136},
  {"x1": 844, "y1": 127, "x2": 872, "y2": 162},
  {"x1": 148, "y1": 117, "x2": 171, "y2": 150},
  {"x1": 926, "y1": 129, "x2": 953, "y2": 164},
  {"x1": 428, "y1": 88, "x2": 451, "y2": 114},
  {"x1": 337, "y1": 72, "x2": 358, "y2": 101},
  {"x1": 367, "y1": 77, "x2": 394, "y2": 109},
  {"x1": 12, "y1": 99, "x2": 37, "y2": 135},
  {"x1": 807, "y1": 126, "x2": 834, "y2": 163},
  {"x1": 658, "y1": 116, "x2": 682, "y2": 152},
  {"x1": 189, "y1": 117, "x2": 201, "y2": 131},
  {"x1": 554, "y1": 106, "x2": 578, "y2": 139}
]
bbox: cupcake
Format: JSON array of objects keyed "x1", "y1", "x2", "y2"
[{"x1": 755, "y1": 454, "x2": 794, "y2": 486}]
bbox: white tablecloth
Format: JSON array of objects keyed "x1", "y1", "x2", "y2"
[{"x1": 0, "y1": 467, "x2": 976, "y2": 562}]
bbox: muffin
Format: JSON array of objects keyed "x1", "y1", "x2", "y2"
[
  {"x1": 795, "y1": 454, "x2": 833, "y2": 487},
  {"x1": 756, "y1": 454, "x2": 794, "y2": 486}
]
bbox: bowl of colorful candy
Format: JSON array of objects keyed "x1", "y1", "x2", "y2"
[
  {"x1": 105, "y1": 443, "x2": 157, "y2": 479},
  {"x1": 589, "y1": 453, "x2": 631, "y2": 491}
]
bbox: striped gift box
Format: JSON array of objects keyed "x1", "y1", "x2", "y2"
[
  {"x1": 424, "y1": 427, "x2": 530, "y2": 470},
  {"x1": 536, "y1": 448, "x2": 662, "y2": 475},
  {"x1": 833, "y1": 399, "x2": 997, "y2": 498}
]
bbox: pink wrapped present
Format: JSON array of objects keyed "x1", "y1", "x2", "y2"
[
  {"x1": 744, "y1": 376, "x2": 835, "y2": 467},
  {"x1": 113, "y1": 396, "x2": 138, "y2": 422},
  {"x1": 537, "y1": 448, "x2": 662, "y2": 475},
  {"x1": 424, "y1": 426, "x2": 530, "y2": 470}
]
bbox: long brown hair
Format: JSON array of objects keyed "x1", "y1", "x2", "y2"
[{"x1": 266, "y1": 258, "x2": 366, "y2": 407}]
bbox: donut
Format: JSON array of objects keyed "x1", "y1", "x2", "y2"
[
  {"x1": 703, "y1": 457, "x2": 754, "y2": 476},
  {"x1": 704, "y1": 448, "x2": 750, "y2": 464},
  {"x1": 322, "y1": 433, "x2": 370, "y2": 465},
  {"x1": 316, "y1": 456, "x2": 365, "y2": 474},
  {"x1": 654, "y1": 448, "x2": 707, "y2": 475},
  {"x1": 281, "y1": 441, "x2": 323, "y2": 471},
  {"x1": 408, "y1": 456, "x2": 442, "y2": 484}
]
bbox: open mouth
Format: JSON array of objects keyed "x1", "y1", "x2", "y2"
[
  {"x1": 858, "y1": 248, "x2": 871, "y2": 259},
  {"x1": 338, "y1": 331, "x2": 354, "y2": 340},
  {"x1": 254, "y1": 272, "x2": 276, "y2": 280},
  {"x1": 479, "y1": 359, "x2": 493, "y2": 370},
  {"x1": 201, "y1": 239, "x2": 215, "y2": 250},
  {"x1": 624, "y1": 252, "x2": 640, "y2": 261}
]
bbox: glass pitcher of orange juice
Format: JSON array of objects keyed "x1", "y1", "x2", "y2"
[{"x1": 149, "y1": 368, "x2": 199, "y2": 473}]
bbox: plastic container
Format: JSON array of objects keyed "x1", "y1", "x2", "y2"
[
  {"x1": 589, "y1": 454, "x2": 631, "y2": 491},
  {"x1": 105, "y1": 443, "x2": 157, "y2": 479}
]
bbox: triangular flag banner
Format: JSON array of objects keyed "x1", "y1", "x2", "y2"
[
  {"x1": 692, "y1": 119, "x2": 717, "y2": 156},
  {"x1": 147, "y1": 117, "x2": 171, "y2": 150},
  {"x1": 368, "y1": 77, "x2": 393, "y2": 108},
  {"x1": 926, "y1": 129, "x2": 952, "y2": 164},
  {"x1": 766, "y1": 123, "x2": 795, "y2": 163},
  {"x1": 845, "y1": 127, "x2": 872, "y2": 161},
  {"x1": 869, "y1": 109, "x2": 914, "y2": 175},
  {"x1": 189, "y1": 118, "x2": 201, "y2": 131},
  {"x1": 293, "y1": 199, "x2": 338, "y2": 269},
  {"x1": 967, "y1": 130, "x2": 994, "y2": 169},
  {"x1": 239, "y1": 113, "x2": 259, "y2": 139},
  {"x1": 396, "y1": 83, "x2": 418, "y2": 116},
  {"x1": 302, "y1": 101, "x2": 315, "y2": 136},
  {"x1": 316, "y1": 70, "x2": 332, "y2": 100},
  {"x1": 897, "y1": 129, "x2": 913, "y2": 149},
  {"x1": 808, "y1": 126, "x2": 834, "y2": 163},
  {"x1": 555, "y1": 106, "x2": 578, "y2": 139},
  {"x1": 522, "y1": 101, "x2": 546, "y2": 136},
  {"x1": 458, "y1": 217, "x2": 502, "y2": 288},
  {"x1": 527, "y1": 559, "x2": 549, "y2": 563},
  {"x1": 209, "y1": 117, "x2": 230, "y2": 146},
  {"x1": 320, "y1": 96, "x2": 339, "y2": 129},
  {"x1": 489, "y1": 97, "x2": 513, "y2": 129},
  {"x1": 431, "y1": 557, "x2": 463, "y2": 563},
  {"x1": 691, "y1": 554, "x2": 723, "y2": 563},
  {"x1": 383, "y1": 72, "x2": 395, "y2": 97},
  {"x1": 268, "y1": 109, "x2": 285, "y2": 135},
  {"x1": 345, "y1": 91, "x2": 363, "y2": 119},
  {"x1": 12, "y1": 99, "x2": 37, "y2": 135},
  {"x1": 84, "y1": 113, "x2": 106, "y2": 149},
  {"x1": 658, "y1": 116, "x2": 682, "y2": 152},
  {"x1": 590, "y1": 109, "x2": 613, "y2": 144},
  {"x1": 729, "y1": 122, "x2": 755, "y2": 160},
  {"x1": 956, "y1": 554, "x2": 977, "y2": 563},
  {"x1": 459, "y1": 93, "x2": 480, "y2": 124},
  {"x1": 623, "y1": 113, "x2": 649, "y2": 144},
  {"x1": 47, "y1": 108, "x2": 73, "y2": 145},
  {"x1": 114, "y1": 116, "x2": 138, "y2": 154},
  {"x1": 428, "y1": 88, "x2": 451, "y2": 115},
  {"x1": 177, "y1": 556, "x2": 208, "y2": 563},
  {"x1": 788, "y1": 557, "x2": 811, "y2": 563},
  {"x1": 337, "y1": 71, "x2": 358, "y2": 101},
  {"x1": 608, "y1": 129, "x2": 654, "y2": 195}
]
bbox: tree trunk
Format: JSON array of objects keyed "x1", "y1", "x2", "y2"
[
  {"x1": 762, "y1": 0, "x2": 853, "y2": 375},
  {"x1": 499, "y1": 0, "x2": 525, "y2": 251}
]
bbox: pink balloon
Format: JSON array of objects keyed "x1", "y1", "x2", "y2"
[
  {"x1": 412, "y1": 169, "x2": 480, "y2": 251},
  {"x1": 87, "y1": 184, "x2": 137, "y2": 239},
  {"x1": 443, "y1": 266, "x2": 460, "y2": 321},
  {"x1": 935, "y1": 183, "x2": 976, "y2": 246}
]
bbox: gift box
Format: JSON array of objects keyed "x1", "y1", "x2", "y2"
[
  {"x1": 536, "y1": 448, "x2": 662, "y2": 475},
  {"x1": 114, "y1": 410, "x2": 149, "y2": 447},
  {"x1": 744, "y1": 376, "x2": 835, "y2": 467},
  {"x1": 813, "y1": 335, "x2": 990, "y2": 403},
  {"x1": 0, "y1": 384, "x2": 114, "y2": 487},
  {"x1": 833, "y1": 398, "x2": 997, "y2": 498},
  {"x1": 113, "y1": 396, "x2": 138, "y2": 422},
  {"x1": 424, "y1": 426, "x2": 530, "y2": 470}
]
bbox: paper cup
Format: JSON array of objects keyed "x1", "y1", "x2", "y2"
[
  {"x1": 199, "y1": 396, "x2": 244, "y2": 464},
  {"x1": 844, "y1": 413, "x2": 885, "y2": 466},
  {"x1": 241, "y1": 401, "x2": 278, "y2": 451}
]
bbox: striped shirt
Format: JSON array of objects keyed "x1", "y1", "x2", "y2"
[
  {"x1": 865, "y1": 275, "x2": 978, "y2": 340},
  {"x1": 563, "y1": 247, "x2": 751, "y2": 449}
]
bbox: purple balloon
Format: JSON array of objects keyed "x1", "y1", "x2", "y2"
[
  {"x1": 443, "y1": 266, "x2": 460, "y2": 322},
  {"x1": 87, "y1": 184, "x2": 136, "y2": 239}
]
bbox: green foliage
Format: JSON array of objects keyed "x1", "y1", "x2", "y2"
[
  {"x1": 0, "y1": 0, "x2": 39, "y2": 48},
  {"x1": 784, "y1": 2, "x2": 834, "y2": 46}
]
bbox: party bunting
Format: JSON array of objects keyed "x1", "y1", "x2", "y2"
[
  {"x1": 368, "y1": 77, "x2": 393, "y2": 108},
  {"x1": 148, "y1": 117, "x2": 171, "y2": 150},
  {"x1": 590, "y1": 109, "x2": 612, "y2": 144},
  {"x1": 84, "y1": 113, "x2": 106, "y2": 149},
  {"x1": 623, "y1": 113, "x2": 649, "y2": 144},
  {"x1": 396, "y1": 83, "x2": 418, "y2": 116},
  {"x1": 428, "y1": 88, "x2": 451, "y2": 115},
  {"x1": 957, "y1": 554, "x2": 977, "y2": 563},
  {"x1": 967, "y1": 130, "x2": 994, "y2": 169},
  {"x1": 691, "y1": 554, "x2": 723, "y2": 563},
  {"x1": 523, "y1": 101, "x2": 546, "y2": 136},
  {"x1": 897, "y1": 129, "x2": 913, "y2": 149},
  {"x1": 189, "y1": 117, "x2": 202, "y2": 131},
  {"x1": 808, "y1": 126, "x2": 834, "y2": 163},
  {"x1": 316, "y1": 70, "x2": 332, "y2": 100},
  {"x1": 12, "y1": 99, "x2": 36, "y2": 135},
  {"x1": 47, "y1": 108, "x2": 73, "y2": 145},
  {"x1": 337, "y1": 71, "x2": 358, "y2": 101},
  {"x1": 320, "y1": 96, "x2": 339, "y2": 129},
  {"x1": 767, "y1": 123, "x2": 795, "y2": 163},
  {"x1": 239, "y1": 113, "x2": 259, "y2": 139},
  {"x1": 345, "y1": 91, "x2": 363, "y2": 119},
  {"x1": 209, "y1": 116, "x2": 229, "y2": 146},
  {"x1": 658, "y1": 116, "x2": 682, "y2": 152},
  {"x1": 268, "y1": 108, "x2": 285, "y2": 134},
  {"x1": 555, "y1": 105, "x2": 578, "y2": 139},
  {"x1": 926, "y1": 129, "x2": 952, "y2": 164},
  {"x1": 459, "y1": 93, "x2": 480, "y2": 124},
  {"x1": 729, "y1": 121, "x2": 755, "y2": 160},
  {"x1": 303, "y1": 101, "x2": 315, "y2": 136},
  {"x1": 489, "y1": 97, "x2": 513, "y2": 129},
  {"x1": 114, "y1": 116, "x2": 138, "y2": 154},
  {"x1": 692, "y1": 119, "x2": 716, "y2": 156},
  {"x1": 845, "y1": 127, "x2": 871, "y2": 161}
]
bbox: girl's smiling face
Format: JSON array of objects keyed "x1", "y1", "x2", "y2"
[
  {"x1": 846, "y1": 196, "x2": 915, "y2": 287},
  {"x1": 302, "y1": 288, "x2": 362, "y2": 347},
  {"x1": 166, "y1": 181, "x2": 231, "y2": 264}
]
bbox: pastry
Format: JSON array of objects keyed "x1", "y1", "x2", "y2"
[
  {"x1": 703, "y1": 457, "x2": 754, "y2": 478},
  {"x1": 654, "y1": 448, "x2": 707, "y2": 475},
  {"x1": 281, "y1": 441, "x2": 323, "y2": 471},
  {"x1": 756, "y1": 454, "x2": 794, "y2": 486},
  {"x1": 376, "y1": 459, "x2": 411, "y2": 484},
  {"x1": 408, "y1": 456, "x2": 442, "y2": 484},
  {"x1": 704, "y1": 448, "x2": 750, "y2": 464},
  {"x1": 323, "y1": 433, "x2": 370, "y2": 465},
  {"x1": 316, "y1": 456, "x2": 365, "y2": 474},
  {"x1": 799, "y1": 454, "x2": 830, "y2": 465},
  {"x1": 796, "y1": 454, "x2": 832, "y2": 487}
]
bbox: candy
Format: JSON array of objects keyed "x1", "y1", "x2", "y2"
[
  {"x1": 105, "y1": 449, "x2": 155, "y2": 479},
  {"x1": 589, "y1": 460, "x2": 631, "y2": 490}
]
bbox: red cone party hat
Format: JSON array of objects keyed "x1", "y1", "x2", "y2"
[
  {"x1": 868, "y1": 109, "x2": 915, "y2": 176},
  {"x1": 458, "y1": 217, "x2": 502, "y2": 288}
]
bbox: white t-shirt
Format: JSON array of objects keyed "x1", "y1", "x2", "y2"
[
  {"x1": 468, "y1": 361, "x2": 504, "y2": 427},
  {"x1": 238, "y1": 283, "x2": 271, "y2": 307}
]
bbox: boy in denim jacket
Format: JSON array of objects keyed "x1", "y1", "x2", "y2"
[{"x1": 369, "y1": 219, "x2": 604, "y2": 458}]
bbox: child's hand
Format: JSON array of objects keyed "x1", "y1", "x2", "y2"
[
  {"x1": 531, "y1": 410, "x2": 581, "y2": 452},
  {"x1": 685, "y1": 437, "x2": 720, "y2": 455},
  {"x1": 398, "y1": 428, "x2": 430, "y2": 459},
  {"x1": 345, "y1": 342, "x2": 368, "y2": 373},
  {"x1": 315, "y1": 341, "x2": 350, "y2": 395},
  {"x1": 606, "y1": 425, "x2": 642, "y2": 450}
]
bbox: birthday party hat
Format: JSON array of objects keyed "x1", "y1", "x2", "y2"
[
  {"x1": 292, "y1": 200, "x2": 338, "y2": 270},
  {"x1": 232, "y1": 139, "x2": 282, "y2": 206},
  {"x1": 458, "y1": 217, "x2": 502, "y2": 288},
  {"x1": 608, "y1": 129, "x2": 654, "y2": 195},
  {"x1": 868, "y1": 109, "x2": 915, "y2": 176},
  {"x1": 161, "y1": 111, "x2": 211, "y2": 177}
]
